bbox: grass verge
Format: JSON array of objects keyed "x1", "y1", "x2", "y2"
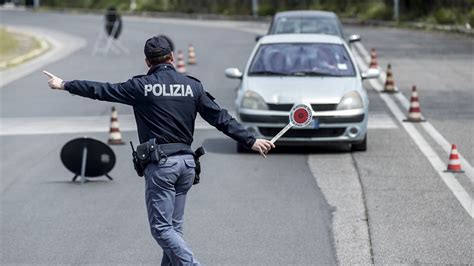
[{"x1": 0, "y1": 27, "x2": 46, "y2": 70}]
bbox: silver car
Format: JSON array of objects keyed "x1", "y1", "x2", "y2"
[
  {"x1": 225, "y1": 34, "x2": 379, "y2": 152},
  {"x1": 256, "y1": 10, "x2": 361, "y2": 44}
]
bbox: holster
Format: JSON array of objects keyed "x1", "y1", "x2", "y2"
[
  {"x1": 131, "y1": 139, "x2": 205, "y2": 184},
  {"x1": 192, "y1": 147, "x2": 205, "y2": 185}
]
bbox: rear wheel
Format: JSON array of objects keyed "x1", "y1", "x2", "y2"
[{"x1": 351, "y1": 134, "x2": 367, "y2": 152}]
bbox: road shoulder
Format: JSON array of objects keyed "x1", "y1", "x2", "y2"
[
  {"x1": 0, "y1": 25, "x2": 86, "y2": 88},
  {"x1": 0, "y1": 26, "x2": 49, "y2": 70},
  {"x1": 308, "y1": 153, "x2": 373, "y2": 264}
]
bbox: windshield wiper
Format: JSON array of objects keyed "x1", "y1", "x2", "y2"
[
  {"x1": 290, "y1": 71, "x2": 343, "y2": 77},
  {"x1": 249, "y1": 70, "x2": 289, "y2": 76}
]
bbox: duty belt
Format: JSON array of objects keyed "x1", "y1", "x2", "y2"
[
  {"x1": 154, "y1": 142, "x2": 192, "y2": 156},
  {"x1": 130, "y1": 139, "x2": 205, "y2": 184}
]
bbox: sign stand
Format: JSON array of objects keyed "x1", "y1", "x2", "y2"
[
  {"x1": 62, "y1": 137, "x2": 116, "y2": 184},
  {"x1": 92, "y1": 12, "x2": 128, "y2": 55},
  {"x1": 270, "y1": 103, "x2": 313, "y2": 144}
]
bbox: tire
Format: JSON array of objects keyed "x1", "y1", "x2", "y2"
[
  {"x1": 237, "y1": 142, "x2": 251, "y2": 153},
  {"x1": 351, "y1": 134, "x2": 367, "y2": 152}
]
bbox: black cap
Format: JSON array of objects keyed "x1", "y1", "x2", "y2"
[{"x1": 144, "y1": 36, "x2": 172, "y2": 60}]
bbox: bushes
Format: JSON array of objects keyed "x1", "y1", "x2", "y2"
[
  {"x1": 38, "y1": 0, "x2": 472, "y2": 26},
  {"x1": 360, "y1": 2, "x2": 392, "y2": 21},
  {"x1": 433, "y1": 8, "x2": 457, "y2": 24},
  {"x1": 468, "y1": 8, "x2": 474, "y2": 25}
]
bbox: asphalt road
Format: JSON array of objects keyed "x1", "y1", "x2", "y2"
[{"x1": 1, "y1": 10, "x2": 473, "y2": 265}]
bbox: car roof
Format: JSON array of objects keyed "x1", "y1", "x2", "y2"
[
  {"x1": 274, "y1": 10, "x2": 338, "y2": 18},
  {"x1": 259, "y1": 34, "x2": 345, "y2": 45}
]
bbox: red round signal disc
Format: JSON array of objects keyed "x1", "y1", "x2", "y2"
[{"x1": 289, "y1": 104, "x2": 313, "y2": 128}]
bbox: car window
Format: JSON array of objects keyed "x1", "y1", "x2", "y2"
[
  {"x1": 272, "y1": 17, "x2": 343, "y2": 38},
  {"x1": 248, "y1": 43, "x2": 355, "y2": 77}
]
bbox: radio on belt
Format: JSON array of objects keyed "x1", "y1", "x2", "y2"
[{"x1": 270, "y1": 103, "x2": 313, "y2": 144}]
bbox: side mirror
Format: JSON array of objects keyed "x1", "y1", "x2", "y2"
[
  {"x1": 255, "y1": 35, "x2": 263, "y2": 42},
  {"x1": 361, "y1": 68, "x2": 380, "y2": 80},
  {"x1": 225, "y1": 68, "x2": 243, "y2": 79},
  {"x1": 348, "y1": 34, "x2": 361, "y2": 43}
]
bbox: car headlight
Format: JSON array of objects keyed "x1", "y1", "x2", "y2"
[
  {"x1": 337, "y1": 91, "x2": 363, "y2": 110},
  {"x1": 241, "y1": 91, "x2": 268, "y2": 110}
]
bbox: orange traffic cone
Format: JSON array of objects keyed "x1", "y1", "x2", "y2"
[
  {"x1": 108, "y1": 106, "x2": 125, "y2": 145},
  {"x1": 369, "y1": 48, "x2": 378, "y2": 69},
  {"x1": 176, "y1": 50, "x2": 186, "y2": 74},
  {"x1": 187, "y1": 44, "x2": 196, "y2": 65},
  {"x1": 404, "y1": 86, "x2": 425, "y2": 122},
  {"x1": 383, "y1": 64, "x2": 397, "y2": 93},
  {"x1": 445, "y1": 144, "x2": 464, "y2": 173}
]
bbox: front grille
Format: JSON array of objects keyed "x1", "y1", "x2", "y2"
[
  {"x1": 259, "y1": 127, "x2": 346, "y2": 138},
  {"x1": 267, "y1": 103, "x2": 337, "y2": 112},
  {"x1": 241, "y1": 114, "x2": 364, "y2": 124},
  {"x1": 319, "y1": 114, "x2": 365, "y2": 124},
  {"x1": 267, "y1": 104, "x2": 293, "y2": 111},
  {"x1": 311, "y1": 104, "x2": 338, "y2": 111}
]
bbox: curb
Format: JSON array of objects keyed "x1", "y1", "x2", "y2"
[
  {"x1": 0, "y1": 25, "x2": 87, "y2": 88},
  {"x1": 0, "y1": 27, "x2": 50, "y2": 69}
]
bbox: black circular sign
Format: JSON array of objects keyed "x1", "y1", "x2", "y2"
[
  {"x1": 60, "y1": 137, "x2": 116, "y2": 178},
  {"x1": 105, "y1": 7, "x2": 122, "y2": 39}
]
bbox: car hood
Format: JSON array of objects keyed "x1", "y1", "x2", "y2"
[{"x1": 243, "y1": 76, "x2": 359, "y2": 104}]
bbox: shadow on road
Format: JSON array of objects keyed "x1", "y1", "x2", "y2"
[
  {"x1": 202, "y1": 137, "x2": 352, "y2": 155},
  {"x1": 42, "y1": 179, "x2": 112, "y2": 185}
]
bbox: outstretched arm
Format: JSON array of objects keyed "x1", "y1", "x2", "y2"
[
  {"x1": 43, "y1": 70, "x2": 137, "y2": 105},
  {"x1": 197, "y1": 89, "x2": 274, "y2": 157}
]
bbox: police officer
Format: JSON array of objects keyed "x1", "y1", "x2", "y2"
[{"x1": 43, "y1": 36, "x2": 275, "y2": 265}]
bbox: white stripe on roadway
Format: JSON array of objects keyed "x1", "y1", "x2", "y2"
[
  {"x1": 352, "y1": 43, "x2": 474, "y2": 218},
  {"x1": 354, "y1": 43, "x2": 474, "y2": 184},
  {"x1": 0, "y1": 111, "x2": 396, "y2": 136}
]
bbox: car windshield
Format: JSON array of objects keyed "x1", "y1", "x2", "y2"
[
  {"x1": 248, "y1": 43, "x2": 356, "y2": 77},
  {"x1": 272, "y1": 16, "x2": 343, "y2": 37}
]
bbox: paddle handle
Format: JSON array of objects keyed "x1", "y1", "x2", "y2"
[{"x1": 270, "y1": 123, "x2": 293, "y2": 144}]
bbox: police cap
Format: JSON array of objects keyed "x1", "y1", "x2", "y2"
[{"x1": 144, "y1": 36, "x2": 172, "y2": 60}]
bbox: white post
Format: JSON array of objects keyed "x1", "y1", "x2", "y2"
[
  {"x1": 252, "y1": 0, "x2": 259, "y2": 18},
  {"x1": 393, "y1": 0, "x2": 400, "y2": 21},
  {"x1": 34, "y1": 0, "x2": 40, "y2": 9},
  {"x1": 80, "y1": 146, "x2": 88, "y2": 184}
]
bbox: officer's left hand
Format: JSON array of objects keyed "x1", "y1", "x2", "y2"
[{"x1": 43, "y1": 70, "x2": 65, "y2": 90}]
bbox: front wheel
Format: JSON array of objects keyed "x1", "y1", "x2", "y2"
[{"x1": 351, "y1": 134, "x2": 367, "y2": 152}]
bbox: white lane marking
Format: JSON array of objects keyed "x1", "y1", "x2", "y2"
[
  {"x1": 354, "y1": 43, "x2": 474, "y2": 184},
  {"x1": 353, "y1": 44, "x2": 474, "y2": 218},
  {"x1": 368, "y1": 113, "x2": 397, "y2": 129},
  {"x1": 421, "y1": 122, "x2": 474, "y2": 183},
  {"x1": 0, "y1": 111, "x2": 395, "y2": 136}
]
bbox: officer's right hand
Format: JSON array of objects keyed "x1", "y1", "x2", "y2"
[
  {"x1": 251, "y1": 139, "x2": 275, "y2": 158},
  {"x1": 43, "y1": 70, "x2": 65, "y2": 90}
]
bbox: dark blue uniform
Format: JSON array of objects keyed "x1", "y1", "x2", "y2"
[
  {"x1": 64, "y1": 63, "x2": 256, "y2": 148},
  {"x1": 64, "y1": 63, "x2": 255, "y2": 265}
]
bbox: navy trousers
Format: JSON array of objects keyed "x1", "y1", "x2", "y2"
[{"x1": 144, "y1": 154, "x2": 200, "y2": 266}]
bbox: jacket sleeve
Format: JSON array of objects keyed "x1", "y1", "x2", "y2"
[
  {"x1": 197, "y1": 88, "x2": 256, "y2": 149},
  {"x1": 64, "y1": 78, "x2": 138, "y2": 106}
]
